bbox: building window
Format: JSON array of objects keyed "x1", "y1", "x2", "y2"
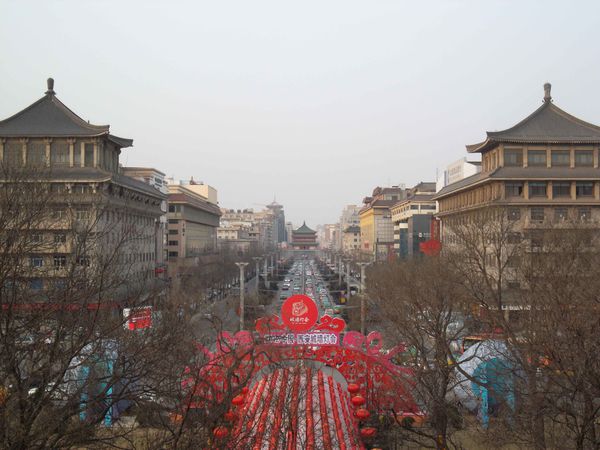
[
  {"x1": 168, "y1": 240, "x2": 178, "y2": 246},
  {"x1": 410, "y1": 205, "x2": 419, "y2": 210},
  {"x1": 552, "y1": 182, "x2": 571, "y2": 198},
  {"x1": 505, "y1": 182, "x2": 523, "y2": 197},
  {"x1": 53, "y1": 255, "x2": 67, "y2": 268},
  {"x1": 54, "y1": 233, "x2": 66, "y2": 244},
  {"x1": 52, "y1": 209, "x2": 66, "y2": 220},
  {"x1": 554, "y1": 207, "x2": 568, "y2": 221},
  {"x1": 551, "y1": 150, "x2": 570, "y2": 167},
  {"x1": 507, "y1": 232, "x2": 522, "y2": 244},
  {"x1": 504, "y1": 149, "x2": 523, "y2": 166},
  {"x1": 578, "y1": 207, "x2": 591, "y2": 221},
  {"x1": 27, "y1": 142, "x2": 47, "y2": 167},
  {"x1": 50, "y1": 142, "x2": 70, "y2": 167},
  {"x1": 507, "y1": 208, "x2": 521, "y2": 221},
  {"x1": 529, "y1": 182, "x2": 547, "y2": 197},
  {"x1": 4, "y1": 141, "x2": 23, "y2": 167},
  {"x1": 30, "y1": 256, "x2": 43, "y2": 267},
  {"x1": 576, "y1": 182, "x2": 594, "y2": 197},
  {"x1": 506, "y1": 255, "x2": 520, "y2": 268},
  {"x1": 32, "y1": 234, "x2": 43, "y2": 243},
  {"x1": 530, "y1": 207, "x2": 545, "y2": 221},
  {"x1": 168, "y1": 229, "x2": 178, "y2": 235},
  {"x1": 73, "y1": 144, "x2": 82, "y2": 166},
  {"x1": 53, "y1": 279, "x2": 67, "y2": 290},
  {"x1": 29, "y1": 279, "x2": 43, "y2": 290},
  {"x1": 84, "y1": 143, "x2": 94, "y2": 167},
  {"x1": 575, "y1": 150, "x2": 593, "y2": 167},
  {"x1": 76, "y1": 209, "x2": 90, "y2": 220},
  {"x1": 528, "y1": 150, "x2": 547, "y2": 167},
  {"x1": 76, "y1": 256, "x2": 90, "y2": 266},
  {"x1": 168, "y1": 205, "x2": 175, "y2": 213},
  {"x1": 73, "y1": 184, "x2": 91, "y2": 194},
  {"x1": 168, "y1": 219, "x2": 178, "y2": 224},
  {"x1": 529, "y1": 231, "x2": 544, "y2": 250},
  {"x1": 168, "y1": 251, "x2": 179, "y2": 258}
]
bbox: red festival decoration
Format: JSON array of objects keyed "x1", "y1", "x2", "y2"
[
  {"x1": 420, "y1": 216, "x2": 442, "y2": 256},
  {"x1": 360, "y1": 426, "x2": 378, "y2": 439},
  {"x1": 280, "y1": 295, "x2": 319, "y2": 332},
  {"x1": 355, "y1": 408, "x2": 370, "y2": 420},
  {"x1": 213, "y1": 426, "x2": 229, "y2": 439},
  {"x1": 223, "y1": 411, "x2": 237, "y2": 422},
  {"x1": 351, "y1": 394, "x2": 366, "y2": 407},
  {"x1": 231, "y1": 394, "x2": 245, "y2": 406},
  {"x1": 347, "y1": 383, "x2": 360, "y2": 394},
  {"x1": 181, "y1": 291, "x2": 424, "y2": 448}
]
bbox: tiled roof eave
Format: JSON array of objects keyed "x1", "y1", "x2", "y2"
[
  {"x1": 0, "y1": 131, "x2": 133, "y2": 148},
  {"x1": 432, "y1": 177, "x2": 492, "y2": 200}
]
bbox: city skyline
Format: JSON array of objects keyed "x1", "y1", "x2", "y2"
[{"x1": 2, "y1": 1, "x2": 600, "y2": 225}]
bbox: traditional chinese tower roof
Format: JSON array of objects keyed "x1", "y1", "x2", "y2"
[
  {"x1": 467, "y1": 83, "x2": 600, "y2": 153},
  {"x1": 291, "y1": 221, "x2": 317, "y2": 249},
  {"x1": 294, "y1": 221, "x2": 316, "y2": 234},
  {"x1": 0, "y1": 78, "x2": 132, "y2": 148}
]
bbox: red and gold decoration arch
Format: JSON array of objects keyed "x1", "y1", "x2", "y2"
[{"x1": 183, "y1": 295, "x2": 423, "y2": 449}]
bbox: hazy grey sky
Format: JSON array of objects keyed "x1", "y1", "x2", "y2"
[{"x1": 2, "y1": 1, "x2": 600, "y2": 226}]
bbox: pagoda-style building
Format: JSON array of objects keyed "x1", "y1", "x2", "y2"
[{"x1": 291, "y1": 222, "x2": 318, "y2": 250}]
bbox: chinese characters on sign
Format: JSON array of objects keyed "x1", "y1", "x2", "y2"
[{"x1": 263, "y1": 332, "x2": 339, "y2": 346}]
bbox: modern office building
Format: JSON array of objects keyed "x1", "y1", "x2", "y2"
[
  {"x1": 166, "y1": 180, "x2": 221, "y2": 260},
  {"x1": 391, "y1": 182, "x2": 437, "y2": 258},
  {"x1": 359, "y1": 186, "x2": 404, "y2": 260}
]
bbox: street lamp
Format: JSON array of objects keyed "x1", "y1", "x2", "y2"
[
  {"x1": 344, "y1": 259, "x2": 351, "y2": 305},
  {"x1": 235, "y1": 262, "x2": 249, "y2": 331},
  {"x1": 252, "y1": 257, "x2": 262, "y2": 292},
  {"x1": 357, "y1": 262, "x2": 370, "y2": 335},
  {"x1": 263, "y1": 257, "x2": 268, "y2": 288}
]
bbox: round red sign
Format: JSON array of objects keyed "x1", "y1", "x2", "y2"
[{"x1": 281, "y1": 294, "x2": 319, "y2": 332}]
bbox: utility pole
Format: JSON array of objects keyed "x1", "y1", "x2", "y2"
[
  {"x1": 270, "y1": 254, "x2": 274, "y2": 276},
  {"x1": 252, "y1": 257, "x2": 262, "y2": 292},
  {"x1": 338, "y1": 254, "x2": 343, "y2": 285},
  {"x1": 357, "y1": 262, "x2": 370, "y2": 335},
  {"x1": 302, "y1": 259, "x2": 306, "y2": 295},
  {"x1": 344, "y1": 259, "x2": 351, "y2": 303},
  {"x1": 263, "y1": 257, "x2": 268, "y2": 289},
  {"x1": 235, "y1": 262, "x2": 249, "y2": 331}
]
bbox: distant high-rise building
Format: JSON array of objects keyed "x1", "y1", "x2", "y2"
[{"x1": 266, "y1": 200, "x2": 286, "y2": 244}]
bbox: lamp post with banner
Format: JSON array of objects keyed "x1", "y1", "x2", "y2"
[
  {"x1": 235, "y1": 262, "x2": 249, "y2": 331},
  {"x1": 357, "y1": 262, "x2": 370, "y2": 335}
]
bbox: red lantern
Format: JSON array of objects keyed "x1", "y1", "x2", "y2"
[
  {"x1": 224, "y1": 411, "x2": 237, "y2": 422},
  {"x1": 360, "y1": 426, "x2": 377, "y2": 439},
  {"x1": 347, "y1": 383, "x2": 360, "y2": 394},
  {"x1": 232, "y1": 394, "x2": 245, "y2": 406},
  {"x1": 241, "y1": 386, "x2": 249, "y2": 395},
  {"x1": 213, "y1": 426, "x2": 229, "y2": 439},
  {"x1": 351, "y1": 394, "x2": 366, "y2": 407},
  {"x1": 355, "y1": 408, "x2": 370, "y2": 420}
]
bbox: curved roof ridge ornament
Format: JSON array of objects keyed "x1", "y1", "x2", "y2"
[
  {"x1": 543, "y1": 82, "x2": 552, "y2": 103},
  {"x1": 45, "y1": 77, "x2": 55, "y2": 96}
]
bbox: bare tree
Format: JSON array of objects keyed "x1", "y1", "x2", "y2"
[
  {"x1": 368, "y1": 256, "x2": 470, "y2": 450},
  {"x1": 446, "y1": 208, "x2": 600, "y2": 449}
]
